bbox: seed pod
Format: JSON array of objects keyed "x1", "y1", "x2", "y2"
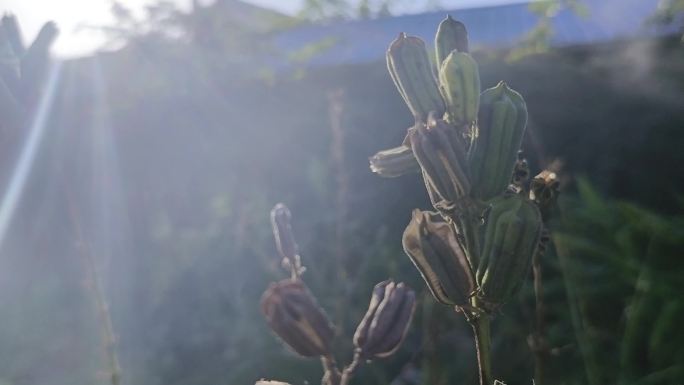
[
  {"x1": 353, "y1": 280, "x2": 416, "y2": 358},
  {"x1": 260, "y1": 280, "x2": 335, "y2": 358},
  {"x1": 402, "y1": 210, "x2": 475, "y2": 306},
  {"x1": 435, "y1": 14, "x2": 469, "y2": 65},
  {"x1": 468, "y1": 81, "x2": 528, "y2": 201},
  {"x1": 369, "y1": 144, "x2": 420, "y2": 178},
  {"x1": 408, "y1": 113, "x2": 470, "y2": 213},
  {"x1": 476, "y1": 194, "x2": 542, "y2": 306},
  {"x1": 270, "y1": 203, "x2": 299, "y2": 261},
  {"x1": 438, "y1": 51, "x2": 480, "y2": 126},
  {"x1": 387, "y1": 33, "x2": 445, "y2": 122}
]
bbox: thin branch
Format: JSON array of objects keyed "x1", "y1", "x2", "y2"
[
  {"x1": 65, "y1": 191, "x2": 121, "y2": 385},
  {"x1": 340, "y1": 350, "x2": 363, "y2": 385}
]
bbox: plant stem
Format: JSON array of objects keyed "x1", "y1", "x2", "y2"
[
  {"x1": 469, "y1": 313, "x2": 493, "y2": 385},
  {"x1": 321, "y1": 355, "x2": 342, "y2": 385},
  {"x1": 339, "y1": 350, "x2": 362, "y2": 385},
  {"x1": 530, "y1": 229, "x2": 549, "y2": 385},
  {"x1": 531, "y1": 253, "x2": 545, "y2": 385},
  {"x1": 66, "y1": 191, "x2": 121, "y2": 385}
]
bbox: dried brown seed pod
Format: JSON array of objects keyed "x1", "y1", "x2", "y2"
[
  {"x1": 402, "y1": 210, "x2": 476, "y2": 307},
  {"x1": 353, "y1": 280, "x2": 416, "y2": 358},
  {"x1": 260, "y1": 280, "x2": 334, "y2": 358},
  {"x1": 408, "y1": 113, "x2": 471, "y2": 214}
]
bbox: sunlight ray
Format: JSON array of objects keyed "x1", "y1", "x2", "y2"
[
  {"x1": 87, "y1": 56, "x2": 130, "y2": 273},
  {"x1": 0, "y1": 61, "x2": 63, "y2": 250}
]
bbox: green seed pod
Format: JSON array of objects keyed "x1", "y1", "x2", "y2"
[
  {"x1": 369, "y1": 144, "x2": 420, "y2": 178},
  {"x1": 468, "y1": 81, "x2": 528, "y2": 201},
  {"x1": 353, "y1": 280, "x2": 416, "y2": 358},
  {"x1": 438, "y1": 51, "x2": 480, "y2": 126},
  {"x1": 476, "y1": 194, "x2": 542, "y2": 306},
  {"x1": 435, "y1": 14, "x2": 469, "y2": 65},
  {"x1": 408, "y1": 113, "x2": 470, "y2": 213},
  {"x1": 387, "y1": 33, "x2": 445, "y2": 122},
  {"x1": 402, "y1": 210, "x2": 476, "y2": 306},
  {"x1": 260, "y1": 280, "x2": 335, "y2": 358}
]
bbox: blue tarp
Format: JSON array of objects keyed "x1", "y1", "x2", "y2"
[{"x1": 275, "y1": 0, "x2": 677, "y2": 67}]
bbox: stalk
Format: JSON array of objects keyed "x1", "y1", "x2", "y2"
[
  {"x1": 530, "y1": 228, "x2": 550, "y2": 385},
  {"x1": 531, "y1": 246, "x2": 546, "y2": 385},
  {"x1": 339, "y1": 351, "x2": 362, "y2": 385},
  {"x1": 328, "y1": 88, "x2": 351, "y2": 339},
  {"x1": 469, "y1": 313, "x2": 493, "y2": 385},
  {"x1": 65, "y1": 191, "x2": 121, "y2": 385},
  {"x1": 321, "y1": 355, "x2": 342, "y2": 385}
]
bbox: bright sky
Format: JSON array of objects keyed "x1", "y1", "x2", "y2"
[{"x1": 0, "y1": 0, "x2": 525, "y2": 57}]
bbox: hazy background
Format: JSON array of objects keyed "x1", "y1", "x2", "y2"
[{"x1": 0, "y1": 1, "x2": 683, "y2": 385}]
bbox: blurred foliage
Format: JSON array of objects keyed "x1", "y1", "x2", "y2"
[
  {"x1": 513, "y1": 0, "x2": 684, "y2": 62},
  {"x1": 551, "y1": 180, "x2": 684, "y2": 384},
  {"x1": 651, "y1": 0, "x2": 684, "y2": 40},
  {"x1": 508, "y1": 0, "x2": 589, "y2": 61},
  {"x1": 0, "y1": 2, "x2": 683, "y2": 385},
  {"x1": 652, "y1": 0, "x2": 684, "y2": 22},
  {"x1": 446, "y1": 179, "x2": 684, "y2": 385}
]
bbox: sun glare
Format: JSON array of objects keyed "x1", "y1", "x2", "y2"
[{"x1": 1, "y1": 0, "x2": 148, "y2": 57}]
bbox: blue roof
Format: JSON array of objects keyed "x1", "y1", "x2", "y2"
[{"x1": 276, "y1": 0, "x2": 677, "y2": 67}]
